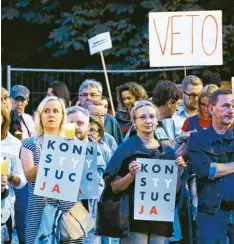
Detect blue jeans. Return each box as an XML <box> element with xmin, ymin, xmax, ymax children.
<box><xmin>85</xmin><ymin>228</ymin><xmax>119</xmax><ymax>244</ymax></box>
<box><xmin>120</xmin><ymin>232</ymin><xmax>169</xmax><ymax>244</ymax></box>
<box><xmin>14</xmin><ymin>185</ymin><xmax>29</xmax><ymax>244</ymax></box>
<box><xmin>196</xmin><ymin>210</ymin><xmax>234</xmax><ymax>244</ymax></box>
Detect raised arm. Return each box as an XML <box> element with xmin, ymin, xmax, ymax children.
<box><xmin>111</xmin><ymin>161</ymin><xmax>140</xmax><ymax>193</ymax></box>
<box><xmin>20</xmin><ymin>147</ymin><xmax>38</xmax><ymax>182</ymax></box>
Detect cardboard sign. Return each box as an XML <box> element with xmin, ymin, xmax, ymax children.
<box><xmin>34</xmin><ymin>135</ymin><xmax>87</xmax><ymax>202</ymax></box>
<box><xmin>88</xmin><ymin>32</ymin><xmax>112</xmax><ymax>55</ymax></box>
<box><xmin>149</xmin><ymin>11</ymin><xmax>223</xmax><ymax>67</ymax></box>
<box><xmin>79</xmin><ymin>142</ymin><xmax>98</xmax><ymax>199</ymax></box>
<box><xmin>134</xmin><ymin>158</ymin><xmax>178</xmax><ymax>222</ymax></box>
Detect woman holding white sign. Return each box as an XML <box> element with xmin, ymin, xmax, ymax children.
<box><xmin>20</xmin><ymin>96</ymin><xmax>85</xmax><ymax>244</ymax></box>
<box><xmin>99</xmin><ymin>100</ymin><xmax>186</xmax><ymax>244</ymax></box>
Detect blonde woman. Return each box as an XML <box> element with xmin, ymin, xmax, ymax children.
<box><xmin>20</xmin><ymin>96</ymin><xmax>84</xmax><ymax>244</ymax></box>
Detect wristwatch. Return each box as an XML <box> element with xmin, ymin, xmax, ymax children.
<box><xmin>8</xmin><ymin>173</ymin><xmax>14</xmax><ymax>182</ymax></box>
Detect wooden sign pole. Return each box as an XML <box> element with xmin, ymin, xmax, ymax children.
<box><xmin>100</xmin><ymin>51</ymin><xmax>115</xmax><ymax>116</ymax></box>
<box><xmin>184</xmin><ymin>66</ymin><xmax>187</xmax><ymax>77</ymax></box>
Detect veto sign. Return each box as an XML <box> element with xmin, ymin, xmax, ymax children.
<box><xmin>88</xmin><ymin>32</ymin><xmax>112</xmax><ymax>55</ymax></box>
<box><xmin>34</xmin><ymin>135</ymin><xmax>87</xmax><ymax>202</ymax></box>
<box><xmin>149</xmin><ymin>11</ymin><xmax>223</xmax><ymax>67</ymax></box>
<box><xmin>134</xmin><ymin>158</ymin><xmax>178</xmax><ymax>222</ymax></box>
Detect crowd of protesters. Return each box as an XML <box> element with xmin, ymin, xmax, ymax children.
<box><xmin>1</xmin><ymin>72</ymin><xmax>234</xmax><ymax>244</ymax></box>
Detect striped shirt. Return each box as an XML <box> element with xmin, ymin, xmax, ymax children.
<box><xmin>21</xmin><ymin>136</ymin><xmax>84</xmax><ymax>244</ymax></box>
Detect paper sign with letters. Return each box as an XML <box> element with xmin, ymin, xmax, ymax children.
<box><xmin>88</xmin><ymin>32</ymin><xmax>112</xmax><ymax>55</ymax></box>
<box><xmin>79</xmin><ymin>142</ymin><xmax>98</xmax><ymax>199</ymax></box>
<box><xmin>34</xmin><ymin>135</ymin><xmax>87</xmax><ymax>202</ymax></box>
<box><xmin>134</xmin><ymin>158</ymin><xmax>178</xmax><ymax>222</ymax></box>
<box><xmin>149</xmin><ymin>11</ymin><xmax>223</xmax><ymax>67</ymax></box>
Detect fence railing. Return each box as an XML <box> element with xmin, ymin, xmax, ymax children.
<box><xmin>6</xmin><ymin>65</ymin><xmax>204</xmax><ymax>113</ymax></box>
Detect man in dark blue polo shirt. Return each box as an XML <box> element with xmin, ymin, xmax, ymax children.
<box><xmin>188</xmin><ymin>88</ymin><xmax>234</xmax><ymax>243</ymax></box>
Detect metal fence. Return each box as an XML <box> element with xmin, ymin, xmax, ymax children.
<box><xmin>5</xmin><ymin>65</ymin><xmax>204</xmax><ymax>114</ymax></box>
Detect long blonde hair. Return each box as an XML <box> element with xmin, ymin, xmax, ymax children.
<box><xmin>34</xmin><ymin>96</ymin><xmax>67</xmax><ymax>136</ymax></box>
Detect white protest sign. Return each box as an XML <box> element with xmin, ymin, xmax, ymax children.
<box><xmin>232</xmin><ymin>77</ymin><xmax>234</xmax><ymax>94</ymax></box>
<box><xmin>34</xmin><ymin>135</ymin><xmax>87</xmax><ymax>202</ymax></box>
<box><xmin>149</xmin><ymin>11</ymin><xmax>223</xmax><ymax>67</ymax></box>
<box><xmin>134</xmin><ymin>158</ymin><xmax>178</xmax><ymax>222</ymax></box>
<box><xmin>79</xmin><ymin>142</ymin><xmax>98</xmax><ymax>199</ymax></box>
<box><xmin>88</xmin><ymin>32</ymin><xmax>112</xmax><ymax>55</ymax></box>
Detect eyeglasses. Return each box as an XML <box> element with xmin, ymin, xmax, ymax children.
<box><xmin>200</xmin><ymin>103</ymin><xmax>209</xmax><ymax>109</ymax></box>
<box><xmin>135</xmin><ymin>114</ymin><xmax>157</xmax><ymax>121</ymax></box>
<box><xmin>79</xmin><ymin>93</ymin><xmax>100</xmax><ymax>99</ymax></box>
<box><xmin>1</xmin><ymin>96</ymin><xmax>10</xmax><ymax>102</ymax></box>
<box><xmin>91</xmin><ymin>113</ymin><xmax>105</xmax><ymax>120</ymax></box>
<box><xmin>90</xmin><ymin>128</ymin><xmax>99</xmax><ymax>134</ymax></box>
<box><xmin>183</xmin><ymin>91</ymin><xmax>199</xmax><ymax>100</ymax></box>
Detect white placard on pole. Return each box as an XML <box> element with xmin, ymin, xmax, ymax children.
<box><xmin>88</xmin><ymin>32</ymin><xmax>112</xmax><ymax>55</ymax></box>
<box><xmin>149</xmin><ymin>11</ymin><xmax>223</xmax><ymax>67</ymax></box>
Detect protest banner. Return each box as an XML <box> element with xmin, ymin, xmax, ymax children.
<box><xmin>149</xmin><ymin>11</ymin><xmax>223</xmax><ymax>67</ymax></box>
<box><xmin>79</xmin><ymin>142</ymin><xmax>98</xmax><ymax>199</ymax></box>
<box><xmin>34</xmin><ymin>135</ymin><xmax>87</xmax><ymax>202</ymax></box>
<box><xmin>88</xmin><ymin>32</ymin><xmax>115</xmax><ymax>115</ymax></box>
<box><xmin>134</xmin><ymin>158</ymin><xmax>178</xmax><ymax>222</ymax></box>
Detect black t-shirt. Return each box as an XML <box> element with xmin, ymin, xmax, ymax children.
<box><xmin>117</xmin><ymin>146</ymin><xmax>174</xmax><ymax>237</ymax></box>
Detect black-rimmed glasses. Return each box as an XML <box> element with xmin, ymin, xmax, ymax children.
<box><xmin>183</xmin><ymin>90</ymin><xmax>199</xmax><ymax>100</ymax></box>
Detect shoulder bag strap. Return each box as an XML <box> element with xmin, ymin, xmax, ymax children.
<box><xmin>20</xmin><ymin>114</ymin><xmax>31</xmax><ymax>137</ymax></box>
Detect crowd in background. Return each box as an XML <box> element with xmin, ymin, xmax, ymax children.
<box><xmin>1</xmin><ymin>71</ymin><xmax>234</xmax><ymax>244</ymax></box>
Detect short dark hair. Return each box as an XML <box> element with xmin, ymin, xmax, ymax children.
<box><xmin>152</xmin><ymin>80</ymin><xmax>182</xmax><ymax>107</ymax></box>
<box><xmin>209</xmin><ymin>88</ymin><xmax>232</xmax><ymax>105</ymax></box>
<box><xmin>181</xmin><ymin>75</ymin><xmax>203</xmax><ymax>91</ymax></box>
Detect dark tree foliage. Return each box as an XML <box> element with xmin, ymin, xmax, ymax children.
<box><xmin>2</xmin><ymin>0</ymin><xmax>234</xmax><ymax>80</ymax></box>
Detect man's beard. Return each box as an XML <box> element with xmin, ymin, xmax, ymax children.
<box><xmin>185</xmin><ymin>102</ymin><xmax>198</xmax><ymax>111</ymax></box>
<box><xmin>76</xmin><ymin>132</ymin><xmax>87</xmax><ymax>140</ymax></box>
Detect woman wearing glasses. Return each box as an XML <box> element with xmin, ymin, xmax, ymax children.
<box><xmin>102</xmin><ymin>100</ymin><xmax>186</xmax><ymax>244</ymax></box>
<box><xmin>181</xmin><ymin>84</ymin><xmax>219</xmax><ymax>134</ymax></box>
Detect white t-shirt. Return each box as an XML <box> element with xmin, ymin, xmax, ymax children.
<box><xmin>20</xmin><ymin>113</ymin><xmax>35</xmax><ymax>139</ymax></box>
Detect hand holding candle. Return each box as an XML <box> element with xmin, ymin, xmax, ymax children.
<box><xmin>63</xmin><ymin>123</ymin><xmax>76</xmax><ymax>138</ymax></box>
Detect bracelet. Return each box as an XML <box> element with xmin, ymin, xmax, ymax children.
<box><xmin>8</xmin><ymin>173</ymin><xmax>14</xmax><ymax>182</ymax></box>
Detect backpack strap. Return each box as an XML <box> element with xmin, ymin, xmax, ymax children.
<box><xmin>20</xmin><ymin>114</ymin><xmax>31</xmax><ymax>137</ymax></box>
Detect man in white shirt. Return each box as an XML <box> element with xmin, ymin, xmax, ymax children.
<box><xmin>10</xmin><ymin>85</ymin><xmax>34</xmax><ymax>139</ymax></box>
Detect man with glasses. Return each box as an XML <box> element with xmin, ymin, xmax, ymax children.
<box><xmin>188</xmin><ymin>88</ymin><xmax>234</xmax><ymax>243</ymax></box>
<box><xmin>83</xmin><ymin>99</ymin><xmax>117</xmax><ymax>152</ymax></box>
<box><xmin>78</xmin><ymin>79</ymin><xmax>123</xmax><ymax>145</ymax></box>
<box><xmin>166</xmin><ymin>75</ymin><xmax>203</xmax><ymax>143</ymax></box>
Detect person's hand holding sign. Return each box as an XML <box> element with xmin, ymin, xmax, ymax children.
<box><xmin>176</xmin><ymin>156</ymin><xmax>186</xmax><ymax>192</ymax></box>
<box><xmin>129</xmin><ymin>161</ymin><xmax>141</xmax><ymax>177</ymax></box>
<box><xmin>176</xmin><ymin>156</ymin><xmax>186</xmax><ymax>171</ymax></box>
